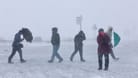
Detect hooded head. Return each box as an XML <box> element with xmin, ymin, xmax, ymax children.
<box><xmin>18</xmin><ymin>29</ymin><xmax>23</xmax><ymax>35</ymax></box>
<box><xmin>98</xmin><ymin>28</ymin><xmax>105</xmax><ymax>36</ymax></box>
<box><xmin>98</xmin><ymin>28</ymin><xmax>104</xmax><ymax>33</ymax></box>
<box><xmin>79</xmin><ymin>30</ymin><xmax>83</xmax><ymax>34</ymax></box>
<box><xmin>78</xmin><ymin>30</ymin><xmax>85</xmax><ymax>37</ymax></box>
<box><xmin>108</xmin><ymin>26</ymin><xmax>113</xmax><ymax>32</ymax></box>
<box><xmin>52</xmin><ymin>27</ymin><xmax>58</xmax><ymax>33</ymax></box>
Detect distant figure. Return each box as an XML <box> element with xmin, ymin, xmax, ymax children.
<box><xmin>70</xmin><ymin>30</ymin><xmax>86</xmax><ymax>62</ymax></box>
<box><xmin>48</xmin><ymin>27</ymin><xmax>63</xmax><ymax>63</ymax></box>
<box><xmin>8</xmin><ymin>29</ymin><xmax>26</xmax><ymax>64</ymax></box>
<box><xmin>106</xmin><ymin>27</ymin><xmax>119</xmax><ymax>61</ymax></box>
<box><xmin>97</xmin><ymin>28</ymin><xmax>111</xmax><ymax>71</ymax></box>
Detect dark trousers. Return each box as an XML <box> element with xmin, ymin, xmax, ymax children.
<box><xmin>50</xmin><ymin>45</ymin><xmax>63</xmax><ymax>61</ymax></box>
<box><xmin>98</xmin><ymin>53</ymin><xmax>109</xmax><ymax>69</ymax></box>
<box><xmin>70</xmin><ymin>44</ymin><xmax>84</xmax><ymax>60</ymax></box>
<box><xmin>8</xmin><ymin>47</ymin><xmax>24</xmax><ymax>62</ymax></box>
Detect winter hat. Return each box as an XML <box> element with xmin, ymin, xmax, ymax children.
<box><xmin>108</xmin><ymin>26</ymin><xmax>113</xmax><ymax>31</ymax></box>
<box><xmin>52</xmin><ymin>27</ymin><xmax>58</xmax><ymax>32</ymax></box>
<box><xmin>98</xmin><ymin>28</ymin><xmax>104</xmax><ymax>33</ymax></box>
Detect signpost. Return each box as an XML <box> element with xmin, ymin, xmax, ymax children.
<box><xmin>93</xmin><ymin>24</ymin><xmax>97</xmax><ymax>30</ymax></box>
<box><xmin>76</xmin><ymin>15</ymin><xmax>83</xmax><ymax>30</ymax></box>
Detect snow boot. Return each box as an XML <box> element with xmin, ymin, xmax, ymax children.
<box><xmin>48</xmin><ymin>60</ymin><xmax>53</xmax><ymax>63</ymax></box>
<box><xmin>21</xmin><ymin>59</ymin><xmax>26</xmax><ymax>63</ymax></box>
<box><xmin>59</xmin><ymin>59</ymin><xmax>63</xmax><ymax>63</ymax></box>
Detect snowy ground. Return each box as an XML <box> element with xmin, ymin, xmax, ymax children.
<box><xmin>0</xmin><ymin>40</ymin><xmax>138</xmax><ymax>78</ymax></box>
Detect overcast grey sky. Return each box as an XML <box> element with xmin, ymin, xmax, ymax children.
<box><xmin>0</xmin><ymin>0</ymin><xmax>138</xmax><ymax>41</ymax></box>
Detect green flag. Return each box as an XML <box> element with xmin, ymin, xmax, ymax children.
<box><xmin>114</xmin><ymin>32</ymin><xmax>121</xmax><ymax>47</ymax></box>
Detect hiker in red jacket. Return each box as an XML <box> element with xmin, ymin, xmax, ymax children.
<box><xmin>97</xmin><ymin>28</ymin><xmax>111</xmax><ymax>71</ymax></box>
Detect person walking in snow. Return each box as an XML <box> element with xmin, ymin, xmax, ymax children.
<box><xmin>106</xmin><ymin>27</ymin><xmax>119</xmax><ymax>61</ymax></box>
<box><xmin>8</xmin><ymin>29</ymin><xmax>26</xmax><ymax>64</ymax></box>
<box><xmin>70</xmin><ymin>30</ymin><xmax>86</xmax><ymax>62</ymax></box>
<box><xmin>48</xmin><ymin>27</ymin><xmax>63</xmax><ymax>63</ymax></box>
<box><xmin>97</xmin><ymin>28</ymin><xmax>111</xmax><ymax>71</ymax></box>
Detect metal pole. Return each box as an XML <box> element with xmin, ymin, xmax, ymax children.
<box><xmin>80</xmin><ymin>23</ymin><xmax>82</xmax><ymax>30</ymax></box>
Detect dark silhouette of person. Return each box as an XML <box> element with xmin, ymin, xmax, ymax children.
<box><xmin>8</xmin><ymin>29</ymin><xmax>26</xmax><ymax>64</ymax></box>
<box><xmin>97</xmin><ymin>28</ymin><xmax>111</xmax><ymax>71</ymax></box>
<box><xmin>48</xmin><ymin>27</ymin><xmax>63</xmax><ymax>63</ymax></box>
<box><xmin>106</xmin><ymin>27</ymin><xmax>119</xmax><ymax>61</ymax></box>
<box><xmin>70</xmin><ymin>30</ymin><xmax>86</xmax><ymax>62</ymax></box>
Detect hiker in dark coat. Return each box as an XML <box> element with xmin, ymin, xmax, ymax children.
<box><xmin>70</xmin><ymin>30</ymin><xmax>86</xmax><ymax>62</ymax></box>
<box><xmin>8</xmin><ymin>29</ymin><xmax>26</xmax><ymax>64</ymax></box>
<box><xmin>48</xmin><ymin>27</ymin><xmax>63</xmax><ymax>63</ymax></box>
<box><xmin>97</xmin><ymin>28</ymin><xmax>111</xmax><ymax>71</ymax></box>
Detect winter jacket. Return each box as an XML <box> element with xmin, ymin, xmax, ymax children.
<box><xmin>51</xmin><ymin>33</ymin><xmax>60</xmax><ymax>45</ymax></box>
<box><xmin>12</xmin><ymin>33</ymin><xmax>24</xmax><ymax>48</ymax></box>
<box><xmin>106</xmin><ymin>30</ymin><xmax>112</xmax><ymax>39</ymax></box>
<box><xmin>74</xmin><ymin>32</ymin><xmax>86</xmax><ymax>46</ymax></box>
<box><xmin>106</xmin><ymin>30</ymin><xmax>113</xmax><ymax>48</ymax></box>
<box><xmin>97</xmin><ymin>32</ymin><xmax>111</xmax><ymax>54</ymax></box>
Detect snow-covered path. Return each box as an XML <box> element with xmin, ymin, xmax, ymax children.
<box><xmin>0</xmin><ymin>41</ymin><xmax>138</xmax><ymax>78</ymax></box>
